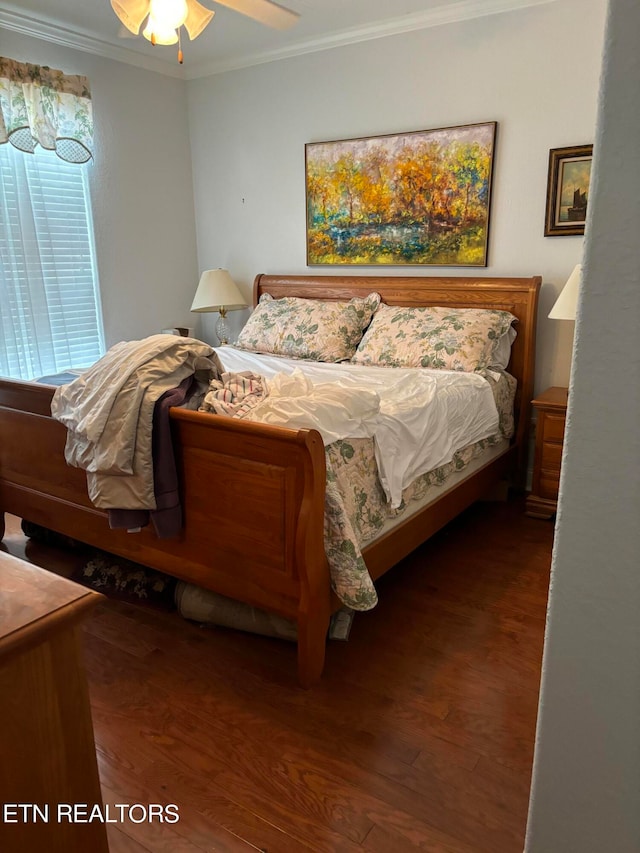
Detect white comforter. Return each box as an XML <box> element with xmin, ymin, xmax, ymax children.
<box><xmin>215</xmin><ymin>347</ymin><xmax>499</xmax><ymax>509</ymax></box>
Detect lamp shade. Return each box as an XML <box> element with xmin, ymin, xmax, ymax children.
<box><xmin>190</xmin><ymin>269</ymin><xmax>246</xmax><ymax>313</ymax></box>
<box><xmin>549</xmin><ymin>264</ymin><xmax>581</xmax><ymax>320</ymax></box>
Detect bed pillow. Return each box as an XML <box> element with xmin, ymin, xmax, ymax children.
<box><xmin>490</xmin><ymin>325</ymin><xmax>518</xmax><ymax>371</ymax></box>
<box><xmin>351</xmin><ymin>304</ymin><xmax>518</xmax><ymax>372</ymax></box>
<box><xmin>236</xmin><ymin>292</ymin><xmax>381</xmax><ymax>362</ymax></box>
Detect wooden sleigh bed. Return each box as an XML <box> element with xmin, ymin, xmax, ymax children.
<box><xmin>0</xmin><ymin>273</ymin><xmax>540</xmax><ymax>686</ymax></box>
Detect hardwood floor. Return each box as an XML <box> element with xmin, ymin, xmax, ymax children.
<box><xmin>1</xmin><ymin>498</ymin><xmax>552</xmax><ymax>853</ymax></box>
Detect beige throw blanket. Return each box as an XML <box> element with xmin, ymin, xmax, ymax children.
<box><xmin>51</xmin><ymin>335</ymin><xmax>219</xmax><ymax>510</ymax></box>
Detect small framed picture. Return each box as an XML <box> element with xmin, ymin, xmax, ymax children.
<box><xmin>544</xmin><ymin>144</ymin><xmax>593</xmax><ymax>236</ymax></box>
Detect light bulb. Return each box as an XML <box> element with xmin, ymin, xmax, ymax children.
<box><xmin>148</xmin><ymin>0</ymin><xmax>188</xmax><ymax>29</ymax></box>
<box><xmin>142</xmin><ymin>15</ymin><xmax>179</xmax><ymax>44</ymax></box>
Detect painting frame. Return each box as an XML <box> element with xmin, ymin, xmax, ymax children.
<box><xmin>544</xmin><ymin>144</ymin><xmax>593</xmax><ymax>236</ymax></box>
<box><xmin>305</xmin><ymin>121</ymin><xmax>497</xmax><ymax>268</ymax></box>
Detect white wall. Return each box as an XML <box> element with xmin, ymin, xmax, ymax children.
<box><xmin>187</xmin><ymin>0</ymin><xmax>606</xmax><ymax>390</ymax></box>
<box><xmin>2</xmin><ymin>1</ymin><xmax>607</xmax><ymax>379</ymax></box>
<box><xmin>0</xmin><ymin>30</ymin><xmax>199</xmax><ymax>348</ymax></box>
<box><xmin>526</xmin><ymin>0</ymin><xmax>640</xmax><ymax>848</ymax></box>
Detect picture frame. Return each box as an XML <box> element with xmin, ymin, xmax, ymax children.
<box><xmin>544</xmin><ymin>144</ymin><xmax>593</xmax><ymax>236</ymax></box>
<box><xmin>305</xmin><ymin>121</ymin><xmax>497</xmax><ymax>267</ymax></box>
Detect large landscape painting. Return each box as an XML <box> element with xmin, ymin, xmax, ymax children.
<box><xmin>305</xmin><ymin>121</ymin><xmax>496</xmax><ymax>267</ymax></box>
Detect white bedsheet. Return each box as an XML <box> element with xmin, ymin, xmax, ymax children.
<box><xmin>215</xmin><ymin>347</ymin><xmax>499</xmax><ymax>509</ymax></box>
<box><xmin>245</xmin><ymin>369</ymin><xmax>381</xmax><ymax>444</ymax></box>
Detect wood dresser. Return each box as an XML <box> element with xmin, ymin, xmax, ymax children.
<box><xmin>526</xmin><ymin>386</ymin><xmax>568</xmax><ymax>519</ymax></box>
<box><xmin>0</xmin><ymin>551</ymin><xmax>108</xmax><ymax>853</ymax></box>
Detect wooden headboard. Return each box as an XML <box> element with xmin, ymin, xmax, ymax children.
<box><xmin>253</xmin><ymin>273</ymin><xmax>541</xmax><ymax>484</ymax></box>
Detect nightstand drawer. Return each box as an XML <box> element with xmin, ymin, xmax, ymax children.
<box><xmin>543</xmin><ymin>413</ymin><xmax>565</xmax><ymax>443</ymax></box>
<box><xmin>538</xmin><ymin>471</ymin><xmax>560</xmax><ymax>500</ymax></box>
<box><xmin>541</xmin><ymin>441</ymin><xmax>563</xmax><ymax>472</ymax></box>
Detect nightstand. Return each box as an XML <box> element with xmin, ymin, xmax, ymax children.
<box><xmin>526</xmin><ymin>386</ymin><xmax>568</xmax><ymax>519</ymax></box>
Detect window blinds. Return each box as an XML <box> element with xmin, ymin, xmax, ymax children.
<box><xmin>0</xmin><ymin>143</ymin><xmax>104</xmax><ymax>381</ymax></box>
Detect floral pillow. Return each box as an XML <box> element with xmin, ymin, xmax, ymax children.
<box><xmin>351</xmin><ymin>304</ymin><xmax>518</xmax><ymax>372</ymax></box>
<box><xmin>236</xmin><ymin>292</ymin><xmax>381</xmax><ymax>362</ymax></box>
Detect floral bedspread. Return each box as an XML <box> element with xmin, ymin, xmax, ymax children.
<box><xmin>322</xmin><ymin>370</ymin><xmax>516</xmax><ymax>610</ymax></box>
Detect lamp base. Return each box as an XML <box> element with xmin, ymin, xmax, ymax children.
<box><xmin>215</xmin><ymin>308</ymin><xmax>231</xmax><ymax>345</ymax></box>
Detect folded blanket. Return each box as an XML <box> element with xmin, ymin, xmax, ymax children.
<box><xmin>200</xmin><ymin>371</ymin><xmax>268</xmax><ymax>418</ymax></box>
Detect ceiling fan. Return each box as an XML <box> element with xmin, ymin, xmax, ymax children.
<box><xmin>111</xmin><ymin>0</ymin><xmax>300</xmax><ymax>63</ymax></box>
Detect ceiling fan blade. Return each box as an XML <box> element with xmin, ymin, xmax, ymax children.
<box><xmin>213</xmin><ymin>0</ymin><xmax>299</xmax><ymax>30</ymax></box>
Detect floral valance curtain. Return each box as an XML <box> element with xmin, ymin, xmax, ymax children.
<box><xmin>0</xmin><ymin>57</ymin><xmax>93</xmax><ymax>164</ymax></box>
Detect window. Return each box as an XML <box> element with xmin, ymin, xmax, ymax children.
<box><xmin>0</xmin><ymin>143</ymin><xmax>104</xmax><ymax>381</ymax></box>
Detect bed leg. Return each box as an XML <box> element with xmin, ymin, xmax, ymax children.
<box><xmin>296</xmin><ymin>609</ymin><xmax>330</xmax><ymax>689</ymax></box>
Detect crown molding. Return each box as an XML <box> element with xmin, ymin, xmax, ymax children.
<box><xmin>0</xmin><ymin>6</ymin><xmax>185</xmax><ymax>79</ymax></box>
<box><xmin>185</xmin><ymin>0</ymin><xmax>559</xmax><ymax>78</ymax></box>
<box><xmin>0</xmin><ymin>0</ymin><xmax>560</xmax><ymax>81</ymax></box>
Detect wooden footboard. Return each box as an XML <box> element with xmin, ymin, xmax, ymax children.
<box><xmin>0</xmin><ymin>379</ymin><xmax>331</xmax><ymax>687</ymax></box>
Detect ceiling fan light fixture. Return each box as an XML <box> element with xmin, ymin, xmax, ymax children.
<box><xmin>148</xmin><ymin>0</ymin><xmax>189</xmax><ymax>29</ymax></box>
<box><xmin>111</xmin><ymin>0</ymin><xmax>151</xmax><ymax>34</ymax></box>
<box><xmin>142</xmin><ymin>15</ymin><xmax>179</xmax><ymax>43</ymax></box>
<box><xmin>183</xmin><ymin>0</ymin><xmax>215</xmax><ymax>40</ymax></box>
<box><xmin>110</xmin><ymin>0</ymin><xmax>298</xmax><ymax>63</ymax></box>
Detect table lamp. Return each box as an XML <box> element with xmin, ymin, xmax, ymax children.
<box><xmin>549</xmin><ymin>264</ymin><xmax>581</xmax><ymax>321</ymax></box>
<box><xmin>549</xmin><ymin>263</ymin><xmax>582</xmax><ymax>396</ymax></box>
<box><xmin>190</xmin><ymin>269</ymin><xmax>247</xmax><ymax>345</ymax></box>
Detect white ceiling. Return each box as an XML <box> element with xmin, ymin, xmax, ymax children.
<box><xmin>0</xmin><ymin>0</ymin><xmax>559</xmax><ymax>79</ymax></box>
